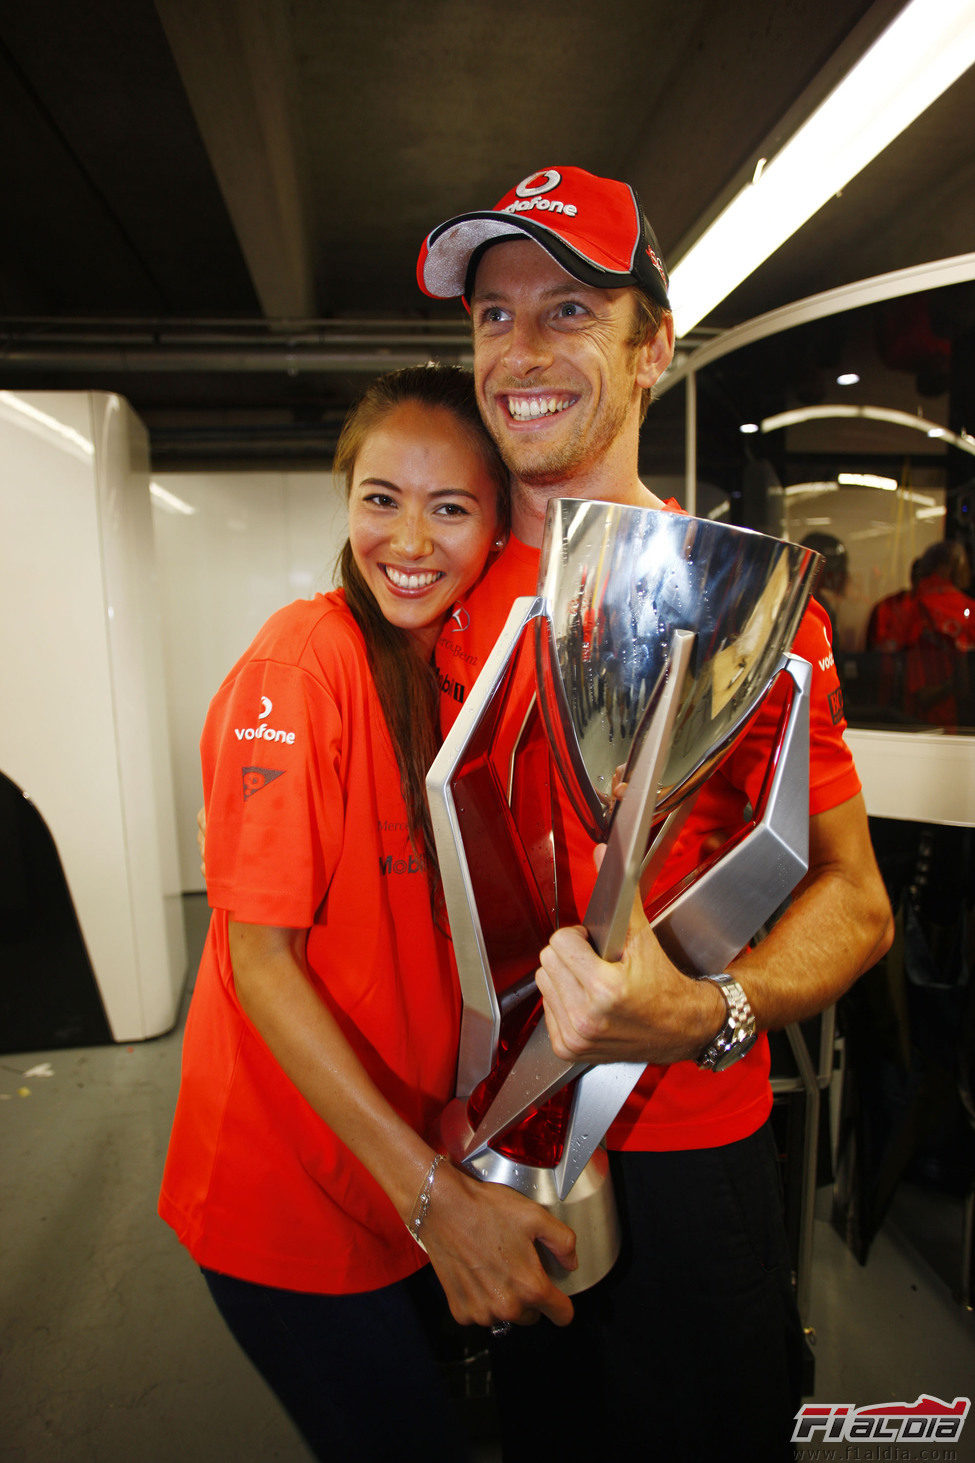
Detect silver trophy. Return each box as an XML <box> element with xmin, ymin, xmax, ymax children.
<box><xmin>428</xmin><ymin>501</ymin><xmax>820</xmax><ymax>1291</ymax></box>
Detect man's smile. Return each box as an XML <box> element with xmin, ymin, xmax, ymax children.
<box><xmin>502</xmin><ymin>393</ymin><xmax>576</xmax><ymax>422</ymax></box>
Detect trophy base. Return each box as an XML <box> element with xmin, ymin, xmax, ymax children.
<box><xmin>437</xmin><ymin>1097</ymin><xmax>621</xmax><ymax>1296</ymax></box>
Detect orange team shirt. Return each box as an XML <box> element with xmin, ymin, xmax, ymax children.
<box><xmin>915</xmin><ymin>573</ymin><xmax>975</xmax><ymax>649</ymax></box>
<box><xmin>434</xmin><ymin>511</ymin><xmax>861</xmax><ymax>1153</ymax></box>
<box><xmin>159</xmin><ymin>592</ymin><xmax>460</xmax><ymax>1293</ymax></box>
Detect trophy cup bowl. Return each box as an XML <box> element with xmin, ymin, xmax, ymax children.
<box><xmin>428</xmin><ymin>501</ymin><xmax>820</xmax><ymax>1293</ymax></box>
<box><xmin>536</xmin><ymin>500</ymin><xmax>817</xmax><ymax>840</ymax></box>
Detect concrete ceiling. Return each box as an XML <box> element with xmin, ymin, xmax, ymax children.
<box><xmin>0</xmin><ymin>0</ymin><xmax>972</xmax><ymax>471</ymax></box>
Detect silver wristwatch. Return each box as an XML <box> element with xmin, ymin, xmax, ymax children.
<box><xmin>696</xmin><ymin>973</ymin><xmax>757</xmax><ymax>1072</ymax></box>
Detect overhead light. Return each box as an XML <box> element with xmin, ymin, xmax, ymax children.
<box><xmin>0</xmin><ymin>389</ymin><xmax>94</xmax><ymax>460</ymax></box>
<box><xmin>760</xmin><ymin>404</ymin><xmax>975</xmax><ymax>456</ymax></box>
<box><xmin>836</xmin><ymin>372</ymin><xmax>860</xmax><ymax>387</ymax></box>
<box><xmin>780</xmin><ymin>482</ymin><xmax>839</xmax><ymax>499</ymax></box>
<box><xmin>845</xmin><ymin>525</ymin><xmax>907</xmax><ymax>544</ymax></box>
<box><xmin>150</xmin><ymin>482</ymin><xmax>197</xmax><ymax>516</ymax></box>
<box><xmin>837</xmin><ymin>472</ymin><xmax>898</xmax><ymax>491</ymax></box>
<box><xmin>739</xmin><ymin>421</ymin><xmax>760</xmax><ymax>434</ymax></box>
<box><xmin>666</xmin><ymin>0</ymin><xmax>975</xmax><ymax>335</ymax></box>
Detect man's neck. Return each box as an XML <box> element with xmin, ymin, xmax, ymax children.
<box><xmin>511</xmin><ymin>472</ymin><xmax>666</xmax><ymax>547</ymax></box>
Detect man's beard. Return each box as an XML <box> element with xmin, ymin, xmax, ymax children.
<box><xmin>490</xmin><ymin>389</ymin><xmax>633</xmax><ymax>489</ymax></box>
<box><xmin>500</xmin><ymin>435</ymin><xmax>584</xmax><ymax>488</ymax></box>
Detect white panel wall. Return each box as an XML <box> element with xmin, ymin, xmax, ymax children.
<box><xmin>150</xmin><ymin>467</ymin><xmax>974</xmax><ymax>885</ymax></box>
<box><xmin>150</xmin><ymin>469</ymin><xmax>348</xmax><ymax>890</ymax></box>
<box><xmin>0</xmin><ymin>391</ymin><xmax>186</xmax><ymax>1040</ymax></box>
<box><xmin>846</xmin><ymin>729</ymin><xmax>975</xmax><ymax>827</ymax></box>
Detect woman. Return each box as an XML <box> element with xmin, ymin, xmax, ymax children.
<box><xmin>159</xmin><ymin>366</ymin><xmax>576</xmax><ymax>1462</ymax></box>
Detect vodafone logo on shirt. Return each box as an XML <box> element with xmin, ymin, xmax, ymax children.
<box><xmin>234</xmin><ymin>696</ymin><xmax>297</xmax><ymax>745</ymax></box>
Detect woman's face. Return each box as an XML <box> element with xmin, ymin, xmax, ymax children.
<box><xmin>347</xmin><ymin>401</ymin><xmax>503</xmax><ymax>656</ymax></box>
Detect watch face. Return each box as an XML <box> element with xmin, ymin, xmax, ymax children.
<box><xmin>710</xmin><ymin>1031</ymin><xmax>757</xmax><ymax>1071</ymax></box>
<box><xmin>697</xmin><ymin>976</ymin><xmax>756</xmax><ymax>1070</ymax></box>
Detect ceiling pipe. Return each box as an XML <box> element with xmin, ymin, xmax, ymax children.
<box><xmin>0</xmin><ymin>346</ymin><xmax>472</xmax><ymax>374</ymax></box>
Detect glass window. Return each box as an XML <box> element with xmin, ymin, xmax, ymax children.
<box><xmin>686</xmin><ymin>282</ymin><xmax>975</xmax><ymax>732</ymax></box>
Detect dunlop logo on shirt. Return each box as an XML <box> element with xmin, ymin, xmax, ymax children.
<box><xmin>242</xmin><ymin>767</ymin><xmax>285</xmax><ymax>799</ymax></box>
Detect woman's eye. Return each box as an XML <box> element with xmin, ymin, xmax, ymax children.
<box><xmin>435</xmin><ymin>502</ymin><xmax>468</xmax><ymax>518</ymax></box>
<box><xmin>363</xmin><ymin>492</ymin><xmax>395</xmax><ymax>509</ymax></box>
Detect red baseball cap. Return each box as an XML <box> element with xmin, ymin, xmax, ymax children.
<box><xmin>417</xmin><ymin>166</ymin><xmax>670</xmax><ymax>312</ymax></box>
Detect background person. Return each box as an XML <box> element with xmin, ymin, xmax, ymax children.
<box><xmin>867</xmin><ymin>541</ymin><xmax>975</xmax><ymax>725</ymax></box>
<box><xmin>801</xmin><ymin>530</ymin><xmax>849</xmax><ymax>645</ymax></box>
<box><xmin>160</xmin><ymin>365</ymin><xmax>577</xmax><ymax>1463</ymax></box>
<box><xmin>418</xmin><ymin>167</ymin><xmax>893</xmax><ymax>1462</ymax></box>
<box><xmin>907</xmin><ymin>539</ymin><xmax>975</xmax><ymax>725</ymax></box>
<box><xmin>865</xmin><ymin>556</ymin><xmax>922</xmax><ymax>718</ymax></box>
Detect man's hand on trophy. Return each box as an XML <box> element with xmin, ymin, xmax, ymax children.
<box><xmin>418</xmin><ymin>1161</ymin><xmax>578</xmax><ymax>1329</ymax></box>
<box><xmin>535</xmin><ymin>851</ymin><xmax>726</xmax><ymax>1067</ymax></box>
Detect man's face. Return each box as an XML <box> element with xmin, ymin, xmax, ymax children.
<box><xmin>469</xmin><ymin>238</ymin><xmax>659</xmax><ymax>488</ymax></box>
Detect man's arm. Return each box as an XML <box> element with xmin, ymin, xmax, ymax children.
<box><xmin>535</xmin><ymin>791</ymin><xmax>894</xmax><ymax>1066</ymax></box>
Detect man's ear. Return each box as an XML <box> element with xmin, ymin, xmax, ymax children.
<box><xmin>635</xmin><ymin>313</ymin><xmax>675</xmax><ymax>391</ymax></box>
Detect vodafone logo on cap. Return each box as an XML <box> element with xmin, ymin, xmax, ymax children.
<box><xmin>515</xmin><ymin>170</ymin><xmax>562</xmax><ymax>198</ymax></box>
<box><xmin>505</xmin><ymin>169</ymin><xmax>577</xmax><ymax>219</ymax></box>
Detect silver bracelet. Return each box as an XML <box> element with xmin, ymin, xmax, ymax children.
<box><xmin>406</xmin><ymin>1153</ymin><xmax>446</xmax><ymax>1246</ymax></box>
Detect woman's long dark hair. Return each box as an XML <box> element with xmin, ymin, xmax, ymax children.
<box><xmin>334</xmin><ymin>364</ymin><xmax>508</xmax><ymax>903</ymax></box>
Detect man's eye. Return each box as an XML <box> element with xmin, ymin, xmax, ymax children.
<box><xmin>557</xmin><ymin>301</ymin><xmax>587</xmax><ymax>319</ymax></box>
<box><xmin>477</xmin><ymin>306</ymin><xmax>508</xmax><ymax>326</ymax></box>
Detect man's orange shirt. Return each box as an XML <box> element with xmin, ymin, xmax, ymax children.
<box><xmin>436</xmin><ymin>518</ymin><xmax>860</xmax><ymax>1152</ymax></box>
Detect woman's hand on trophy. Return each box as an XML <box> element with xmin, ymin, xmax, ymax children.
<box><xmin>418</xmin><ymin>1161</ymin><xmax>578</xmax><ymax>1330</ymax></box>
<box><xmin>609</xmin><ymin>763</ymin><xmax>629</xmax><ymax>806</ymax></box>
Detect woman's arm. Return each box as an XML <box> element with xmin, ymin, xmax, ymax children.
<box><xmin>229</xmin><ymin>919</ymin><xmax>578</xmax><ymax>1328</ymax></box>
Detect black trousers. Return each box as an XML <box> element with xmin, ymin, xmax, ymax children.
<box><xmin>489</xmin><ymin>1123</ymin><xmax>803</xmax><ymax>1463</ymax></box>
<box><xmin>202</xmin><ymin>1263</ymin><xmax>468</xmax><ymax>1463</ymax></box>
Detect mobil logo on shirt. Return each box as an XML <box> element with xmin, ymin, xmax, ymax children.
<box><xmin>234</xmin><ymin>695</ymin><xmax>296</xmax><ymax>745</ymax></box>
<box><xmin>379</xmin><ymin>850</ymin><xmax>430</xmax><ymax>877</ymax></box>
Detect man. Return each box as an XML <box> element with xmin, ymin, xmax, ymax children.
<box><xmin>906</xmin><ymin>539</ymin><xmax>975</xmax><ymax>725</ymax></box>
<box><xmin>867</xmin><ymin>541</ymin><xmax>974</xmax><ymax>725</ymax></box>
<box><xmin>801</xmin><ymin>530</ymin><xmax>848</xmax><ymax>645</ymax></box>
<box><xmin>417</xmin><ymin>166</ymin><xmax>893</xmax><ymax>1461</ymax></box>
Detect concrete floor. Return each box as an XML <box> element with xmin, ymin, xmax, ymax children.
<box><xmin>2</xmin><ymin>894</ymin><xmax>974</xmax><ymax>1462</ymax></box>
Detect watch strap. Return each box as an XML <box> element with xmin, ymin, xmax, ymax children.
<box><xmin>696</xmin><ymin>973</ymin><xmax>757</xmax><ymax>1072</ymax></box>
